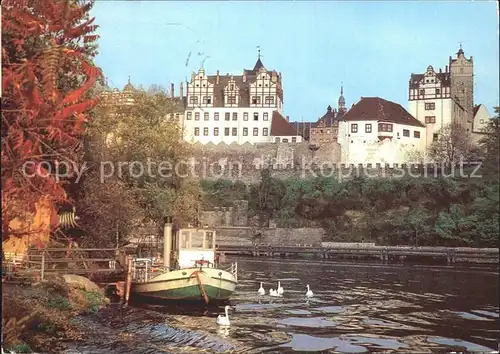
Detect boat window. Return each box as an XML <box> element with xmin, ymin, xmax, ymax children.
<box><xmin>204</xmin><ymin>232</ymin><xmax>214</xmax><ymax>249</ymax></box>
<box><xmin>180</xmin><ymin>231</ymin><xmax>189</xmax><ymax>248</ymax></box>
<box><xmin>191</xmin><ymin>231</ymin><xmax>204</xmax><ymax>248</ymax></box>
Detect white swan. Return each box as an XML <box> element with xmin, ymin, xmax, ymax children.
<box><xmin>269</xmin><ymin>288</ymin><xmax>279</xmax><ymax>297</ymax></box>
<box><xmin>216</xmin><ymin>305</ymin><xmax>231</xmax><ymax>326</ymax></box>
<box><xmin>277</xmin><ymin>281</ymin><xmax>284</xmax><ymax>295</ymax></box>
<box><xmin>306</xmin><ymin>284</ymin><xmax>313</xmax><ymax>298</ymax></box>
<box><xmin>258</xmin><ymin>282</ymin><xmax>265</xmax><ymax>295</ymax></box>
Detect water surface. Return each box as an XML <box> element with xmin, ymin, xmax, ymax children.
<box><xmin>70</xmin><ymin>258</ymin><xmax>499</xmax><ymax>353</ymax></box>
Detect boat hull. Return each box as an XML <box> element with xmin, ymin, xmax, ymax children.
<box><xmin>131</xmin><ymin>267</ymin><xmax>237</xmax><ymax>302</ymax></box>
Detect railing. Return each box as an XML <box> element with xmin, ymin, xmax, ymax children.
<box><xmin>225</xmin><ymin>262</ymin><xmax>238</xmax><ymax>282</ymax></box>
<box><xmin>2</xmin><ymin>254</ymin><xmax>45</xmax><ymax>282</ymax></box>
<box><xmin>217</xmin><ymin>244</ymin><xmax>499</xmax><ymax>264</ymax></box>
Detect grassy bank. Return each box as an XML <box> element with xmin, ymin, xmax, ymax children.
<box><xmin>2</xmin><ymin>275</ymin><xmax>109</xmax><ymax>353</ymax></box>
<box><xmin>201</xmin><ymin>173</ymin><xmax>499</xmax><ymax>248</ymax></box>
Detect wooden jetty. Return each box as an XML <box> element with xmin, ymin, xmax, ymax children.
<box><xmin>216</xmin><ymin>244</ymin><xmax>499</xmax><ymax>264</ymax></box>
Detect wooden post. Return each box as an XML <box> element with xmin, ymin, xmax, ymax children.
<box><xmin>41</xmin><ymin>253</ymin><xmax>45</xmax><ymax>281</ymax></box>
<box><xmin>124</xmin><ymin>255</ymin><xmax>133</xmax><ymax>307</ymax></box>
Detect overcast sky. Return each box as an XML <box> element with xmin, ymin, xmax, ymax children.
<box><xmin>92</xmin><ymin>1</ymin><xmax>499</xmax><ymax>122</ymax></box>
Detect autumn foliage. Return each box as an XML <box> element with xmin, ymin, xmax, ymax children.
<box><xmin>1</xmin><ymin>0</ymin><xmax>103</xmax><ymax>239</ymax></box>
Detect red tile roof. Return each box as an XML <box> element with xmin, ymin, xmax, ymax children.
<box><xmin>270</xmin><ymin>111</ymin><xmax>298</xmax><ymax>136</ymax></box>
<box><xmin>343</xmin><ymin>97</ymin><xmax>425</xmax><ymax>128</ymax></box>
<box><xmin>473</xmin><ymin>104</ymin><xmax>480</xmax><ymax>117</ymax></box>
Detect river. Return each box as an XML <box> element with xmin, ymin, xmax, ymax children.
<box><xmin>68</xmin><ymin>258</ymin><xmax>499</xmax><ymax>353</ymax></box>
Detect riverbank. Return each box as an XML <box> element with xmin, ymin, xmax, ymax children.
<box><xmin>2</xmin><ymin>274</ymin><xmax>109</xmax><ymax>353</ymax></box>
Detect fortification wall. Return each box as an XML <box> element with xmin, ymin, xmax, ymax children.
<box><xmin>185</xmin><ymin>141</ymin><xmax>480</xmax><ymax>184</ymax></box>
<box><xmin>215</xmin><ymin>227</ymin><xmax>324</xmax><ymax>247</ymax></box>
<box><xmin>187</xmin><ymin>141</ymin><xmax>341</xmax><ymax>183</ymax></box>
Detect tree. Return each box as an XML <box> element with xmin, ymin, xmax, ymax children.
<box><xmin>478</xmin><ymin>106</ymin><xmax>500</xmax><ymax>172</ymax></box>
<box><xmin>428</xmin><ymin>123</ymin><xmax>471</xmax><ymax>166</ymax></box>
<box><xmin>1</xmin><ymin>0</ymin><xmax>102</xmax><ymax>240</ymax></box>
<box><xmin>76</xmin><ymin>86</ymin><xmax>202</xmax><ymax>244</ymax></box>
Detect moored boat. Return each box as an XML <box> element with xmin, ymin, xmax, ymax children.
<box><xmin>130</xmin><ymin>218</ymin><xmax>238</xmax><ymax>303</ymax></box>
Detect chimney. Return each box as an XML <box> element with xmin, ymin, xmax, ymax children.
<box><xmin>243</xmin><ymin>74</ymin><xmax>247</xmax><ymax>83</ymax></box>
<box><xmin>216</xmin><ymin>70</ymin><xmax>219</xmax><ymax>84</ymax></box>
<box><xmin>170</xmin><ymin>83</ymin><xmax>174</xmax><ymax>98</ymax></box>
<box><xmin>445</xmin><ymin>65</ymin><xmax>448</xmax><ymax>73</ymax></box>
<box><xmin>180</xmin><ymin>82</ymin><xmax>183</xmax><ymax>98</ymax></box>
<box><xmin>439</xmin><ymin>68</ymin><xmax>442</xmax><ymax>73</ymax></box>
<box><xmin>286</xmin><ymin>115</ymin><xmax>289</xmax><ymax>122</ymax></box>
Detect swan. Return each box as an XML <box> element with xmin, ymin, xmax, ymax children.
<box><xmin>269</xmin><ymin>288</ymin><xmax>279</xmax><ymax>297</ymax></box>
<box><xmin>306</xmin><ymin>284</ymin><xmax>313</xmax><ymax>298</ymax></box>
<box><xmin>216</xmin><ymin>305</ymin><xmax>231</xmax><ymax>326</ymax></box>
<box><xmin>258</xmin><ymin>282</ymin><xmax>265</xmax><ymax>295</ymax></box>
<box><xmin>277</xmin><ymin>281</ymin><xmax>284</xmax><ymax>295</ymax></box>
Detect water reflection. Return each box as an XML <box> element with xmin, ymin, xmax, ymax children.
<box><xmin>70</xmin><ymin>258</ymin><xmax>498</xmax><ymax>353</ymax></box>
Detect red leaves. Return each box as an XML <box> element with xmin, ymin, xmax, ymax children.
<box><xmin>2</xmin><ymin>0</ymin><xmax>102</xmax><ymax>239</ymax></box>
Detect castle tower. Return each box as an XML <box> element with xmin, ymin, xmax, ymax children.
<box><xmin>449</xmin><ymin>45</ymin><xmax>474</xmax><ymax>124</ymax></box>
<box><xmin>338</xmin><ymin>84</ymin><xmax>346</xmax><ymax>113</ymax></box>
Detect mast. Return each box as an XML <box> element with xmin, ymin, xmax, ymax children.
<box><xmin>163</xmin><ymin>216</ymin><xmax>172</xmax><ymax>269</ymax></box>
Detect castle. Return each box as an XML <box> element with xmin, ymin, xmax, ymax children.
<box><xmin>101</xmin><ymin>46</ymin><xmax>493</xmax><ymax>171</ymax></box>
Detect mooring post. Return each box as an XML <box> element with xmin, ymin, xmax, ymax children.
<box><xmin>124</xmin><ymin>255</ymin><xmax>133</xmax><ymax>307</ymax></box>
<box><xmin>41</xmin><ymin>253</ymin><xmax>45</xmax><ymax>281</ymax></box>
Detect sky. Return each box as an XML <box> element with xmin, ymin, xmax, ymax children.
<box><xmin>91</xmin><ymin>1</ymin><xmax>499</xmax><ymax>122</ymax></box>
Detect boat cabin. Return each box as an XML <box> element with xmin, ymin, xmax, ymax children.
<box><xmin>175</xmin><ymin>228</ymin><xmax>216</xmax><ymax>269</ymax></box>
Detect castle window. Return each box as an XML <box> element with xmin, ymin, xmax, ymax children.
<box><xmin>282</xmin><ymin>138</ymin><xmax>289</xmax><ymax>143</ymax></box>
<box><xmin>436</xmin><ymin>88</ymin><xmax>441</xmax><ymax>95</ymax></box>
<box><xmin>204</xmin><ymin>112</ymin><xmax>209</xmax><ymax>120</ymax></box>
<box><xmin>365</xmin><ymin>124</ymin><xmax>372</xmax><ymax>133</ymax></box>
<box><xmin>195</xmin><ymin>112</ymin><xmax>200</xmax><ymax>120</ymax></box>
<box><xmin>232</xmin><ymin>112</ymin><xmax>238</xmax><ymax>120</ymax></box>
<box><xmin>425</xmin><ymin>103</ymin><xmax>435</xmax><ymax>110</ymax></box>
<box><xmin>253</xmin><ymin>128</ymin><xmax>258</xmax><ymax>136</ymax></box>
<box><xmin>292</xmin><ymin>137</ymin><xmax>297</xmax><ymax>143</ymax></box>
<box><xmin>214</xmin><ymin>127</ymin><xmax>219</xmax><ymax>136</ymax></box>
<box><xmin>232</xmin><ymin>128</ymin><xmax>237</xmax><ymax>136</ymax></box>
<box><xmin>225</xmin><ymin>113</ymin><xmax>230</xmax><ymax>121</ymax></box>
<box><xmin>175</xmin><ymin>113</ymin><xmax>180</xmax><ymax>120</ymax></box>
<box><xmin>275</xmin><ymin>137</ymin><xmax>280</xmax><ymax>143</ymax></box>
<box><xmin>194</xmin><ymin>128</ymin><xmax>200</xmax><ymax>136</ymax></box>
<box><xmin>243</xmin><ymin>112</ymin><xmax>249</xmax><ymax>121</ymax></box>
<box><xmin>378</xmin><ymin>123</ymin><xmax>393</xmax><ymax>132</ymax></box>
<box><xmin>403</xmin><ymin>129</ymin><xmax>410</xmax><ymax>137</ymax></box>
<box><xmin>263</xmin><ymin>113</ymin><xmax>268</xmax><ymax>121</ymax></box>
<box><xmin>254</xmin><ymin>113</ymin><xmax>259</xmax><ymax>121</ymax></box>
<box><xmin>214</xmin><ymin>112</ymin><xmax>219</xmax><ymax>121</ymax></box>
<box><xmin>203</xmin><ymin>127</ymin><xmax>209</xmax><ymax>136</ymax></box>
<box><xmin>419</xmin><ymin>89</ymin><xmax>425</xmax><ymax>95</ymax></box>
<box><xmin>265</xmin><ymin>96</ymin><xmax>274</xmax><ymax>104</ymax></box>
<box><xmin>224</xmin><ymin>128</ymin><xmax>230</xmax><ymax>136</ymax></box>
<box><xmin>243</xmin><ymin>128</ymin><xmax>248</xmax><ymax>136</ymax></box>
<box><xmin>203</xmin><ymin>96</ymin><xmax>211</xmax><ymax>104</ymax></box>
<box><xmin>351</xmin><ymin>124</ymin><xmax>358</xmax><ymax>133</ymax></box>
<box><xmin>227</xmin><ymin>96</ymin><xmax>236</xmax><ymax>104</ymax></box>
<box><xmin>190</xmin><ymin>96</ymin><xmax>199</xmax><ymax>104</ymax></box>
<box><xmin>414</xmin><ymin>131</ymin><xmax>420</xmax><ymax>138</ymax></box>
<box><xmin>425</xmin><ymin>116</ymin><xmax>436</xmax><ymax>124</ymax></box>
<box><xmin>230</xmin><ymin>84</ymin><xmax>234</xmax><ymax>90</ymax></box>
<box><xmin>187</xmin><ymin>112</ymin><xmax>192</xmax><ymax>120</ymax></box>
<box><xmin>433</xmin><ymin>133</ymin><xmax>438</xmax><ymax>141</ymax></box>
<box><xmin>263</xmin><ymin>128</ymin><xmax>269</xmax><ymax>136</ymax></box>
<box><xmin>252</xmin><ymin>96</ymin><xmax>261</xmax><ymax>104</ymax></box>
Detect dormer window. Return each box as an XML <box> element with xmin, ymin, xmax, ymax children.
<box><xmin>230</xmin><ymin>84</ymin><xmax>234</xmax><ymax>90</ymax></box>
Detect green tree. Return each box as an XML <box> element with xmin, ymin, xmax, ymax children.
<box><xmin>76</xmin><ymin>86</ymin><xmax>201</xmax><ymax>245</ymax></box>
<box><xmin>478</xmin><ymin>106</ymin><xmax>500</xmax><ymax>172</ymax></box>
